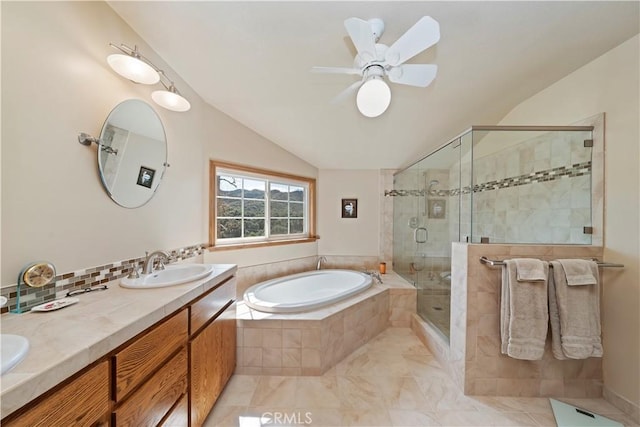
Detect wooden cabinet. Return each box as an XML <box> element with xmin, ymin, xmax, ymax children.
<box><xmin>113</xmin><ymin>348</ymin><xmax>187</xmax><ymax>427</ymax></box>
<box><xmin>159</xmin><ymin>393</ymin><xmax>188</xmax><ymax>427</ymax></box>
<box><xmin>112</xmin><ymin>309</ymin><xmax>188</xmax><ymax>426</ymax></box>
<box><xmin>2</xmin><ymin>360</ymin><xmax>110</xmax><ymax>427</ymax></box>
<box><xmin>2</xmin><ymin>275</ymin><xmax>236</xmax><ymax>427</ymax></box>
<box><xmin>190</xmin><ymin>278</ymin><xmax>236</xmax><ymax>427</ymax></box>
<box><xmin>114</xmin><ymin>310</ymin><xmax>188</xmax><ymax>402</ymax></box>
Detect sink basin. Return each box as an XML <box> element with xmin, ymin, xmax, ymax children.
<box><xmin>120</xmin><ymin>264</ymin><xmax>215</xmax><ymax>289</ymax></box>
<box><xmin>1</xmin><ymin>334</ymin><xmax>30</xmax><ymax>375</ymax></box>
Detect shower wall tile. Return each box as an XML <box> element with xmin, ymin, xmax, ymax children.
<box><xmin>469</xmin><ymin>118</ymin><xmax>604</xmax><ymax>245</ymax></box>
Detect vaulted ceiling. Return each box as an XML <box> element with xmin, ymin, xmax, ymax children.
<box><xmin>109</xmin><ymin>1</ymin><xmax>639</xmax><ymax>170</ymax></box>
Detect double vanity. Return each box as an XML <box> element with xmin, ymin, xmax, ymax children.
<box><xmin>0</xmin><ymin>263</ymin><xmax>237</xmax><ymax>426</ymax></box>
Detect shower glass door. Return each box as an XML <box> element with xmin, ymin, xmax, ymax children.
<box><xmin>392</xmin><ymin>135</ymin><xmax>471</xmax><ymax>341</ymax></box>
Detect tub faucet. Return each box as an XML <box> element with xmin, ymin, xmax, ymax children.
<box><xmin>364</xmin><ymin>271</ymin><xmax>383</xmax><ymax>284</ymax></box>
<box><xmin>316</xmin><ymin>256</ymin><xmax>327</xmax><ymax>270</ymax></box>
<box><xmin>143</xmin><ymin>250</ymin><xmax>170</xmax><ymax>274</ymax></box>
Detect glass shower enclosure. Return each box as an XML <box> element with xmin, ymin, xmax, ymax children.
<box><xmin>391</xmin><ymin>126</ymin><xmax>594</xmax><ymax>341</ymax></box>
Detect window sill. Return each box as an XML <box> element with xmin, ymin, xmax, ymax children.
<box><xmin>208</xmin><ymin>236</ymin><xmax>319</xmax><ymax>252</ymax></box>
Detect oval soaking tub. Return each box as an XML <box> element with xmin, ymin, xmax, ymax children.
<box><xmin>243</xmin><ymin>269</ymin><xmax>373</xmax><ymax>313</ymax></box>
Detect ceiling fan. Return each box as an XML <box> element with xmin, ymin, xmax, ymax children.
<box><xmin>312</xmin><ymin>16</ymin><xmax>440</xmax><ymax>117</ymax></box>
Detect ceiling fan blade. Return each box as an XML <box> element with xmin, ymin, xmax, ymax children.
<box><xmin>388</xmin><ymin>64</ymin><xmax>438</xmax><ymax>87</ymax></box>
<box><xmin>311</xmin><ymin>66</ymin><xmax>361</xmax><ymax>76</ymax></box>
<box><xmin>344</xmin><ymin>17</ymin><xmax>377</xmax><ymax>62</ymax></box>
<box><xmin>331</xmin><ymin>80</ymin><xmax>363</xmax><ymax>104</ymax></box>
<box><xmin>385</xmin><ymin>16</ymin><xmax>440</xmax><ymax>66</ymax></box>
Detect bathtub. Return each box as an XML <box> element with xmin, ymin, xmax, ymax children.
<box><xmin>243</xmin><ymin>269</ymin><xmax>373</xmax><ymax>313</ymax></box>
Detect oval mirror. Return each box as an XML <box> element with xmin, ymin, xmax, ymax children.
<box><xmin>97</xmin><ymin>99</ymin><xmax>167</xmax><ymax>208</ymax></box>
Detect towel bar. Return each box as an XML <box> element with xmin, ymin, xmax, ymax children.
<box><xmin>479</xmin><ymin>256</ymin><xmax>624</xmax><ymax>268</ymax></box>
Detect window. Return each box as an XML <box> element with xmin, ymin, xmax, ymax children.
<box><xmin>210</xmin><ymin>161</ymin><xmax>316</xmax><ymax>249</ymax></box>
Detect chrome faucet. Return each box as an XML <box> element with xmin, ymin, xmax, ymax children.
<box><xmin>316</xmin><ymin>256</ymin><xmax>327</xmax><ymax>270</ymax></box>
<box><xmin>364</xmin><ymin>271</ymin><xmax>383</xmax><ymax>284</ymax></box>
<box><xmin>142</xmin><ymin>250</ymin><xmax>170</xmax><ymax>274</ymax></box>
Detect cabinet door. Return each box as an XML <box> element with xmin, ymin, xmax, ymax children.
<box><xmin>114</xmin><ymin>348</ymin><xmax>187</xmax><ymax>427</ymax></box>
<box><xmin>190</xmin><ymin>317</ymin><xmax>222</xmax><ymax>427</ymax></box>
<box><xmin>190</xmin><ymin>303</ymin><xmax>236</xmax><ymax>427</ymax></box>
<box><xmin>3</xmin><ymin>361</ymin><xmax>110</xmax><ymax>427</ymax></box>
<box><xmin>220</xmin><ymin>303</ymin><xmax>237</xmax><ymax>383</ymax></box>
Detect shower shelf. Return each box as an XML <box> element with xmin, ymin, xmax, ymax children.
<box><xmin>479</xmin><ymin>256</ymin><xmax>624</xmax><ymax>268</ymax></box>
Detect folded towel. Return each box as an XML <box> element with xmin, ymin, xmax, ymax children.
<box><xmin>557</xmin><ymin>259</ymin><xmax>597</xmax><ymax>286</ymax></box>
<box><xmin>549</xmin><ymin>260</ymin><xmax>603</xmax><ymax>359</ymax></box>
<box><xmin>514</xmin><ymin>258</ymin><xmax>547</xmax><ymax>282</ymax></box>
<box><xmin>500</xmin><ymin>259</ymin><xmax>549</xmax><ymax>360</ymax></box>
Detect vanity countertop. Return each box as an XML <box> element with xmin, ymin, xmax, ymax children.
<box><xmin>0</xmin><ymin>263</ymin><xmax>237</xmax><ymax>418</ymax></box>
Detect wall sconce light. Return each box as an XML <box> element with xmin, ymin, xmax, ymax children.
<box><xmin>107</xmin><ymin>43</ymin><xmax>191</xmax><ymax>112</ymax></box>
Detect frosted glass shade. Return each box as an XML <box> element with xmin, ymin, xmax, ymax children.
<box><xmin>151</xmin><ymin>90</ymin><xmax>191</xmax><ymax>112</ymax></box>
<box><xmin>356</xmin><ymin>78</ymin><xmax>391</xmax><ymax>118</ymax></box>
<box><xmin>107</xmin><ymin>54</ymin><xmax>159</xmax><ymax>85</ymax></box>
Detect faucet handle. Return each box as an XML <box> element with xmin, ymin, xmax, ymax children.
<box><xmin>127</xmin><ymin>268</ymin><xmax>140</xmax><ymax>279</ymax></box>
<box><xmin>363</xmin><ymin>270</ymin><xmax>383</xmax><ymax>284</ymax></box>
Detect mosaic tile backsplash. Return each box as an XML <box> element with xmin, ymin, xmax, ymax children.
<box><xmin>0</xmin><ymin>243</ymin><xmax>207</xmax><ymax>313</ymax></box>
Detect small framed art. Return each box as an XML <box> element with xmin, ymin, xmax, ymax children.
<box><xmin>136</xmin><ymin>166</ymin><xmax>155</xmax><ymax>189</ymax></box>
<box><xmin>341</xmin><ymin>198</ymin><xmax>358</xmax><ymax>218</ymax></box>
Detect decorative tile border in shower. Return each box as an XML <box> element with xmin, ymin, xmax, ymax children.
<box><xmin>384</xmin><ymin>161</ymin><xmax>591</xmax><ymax>197</ymax></box>
<box><xmin>0</xmin><ymin>243</ymin><xmax>208</xmax><ymax>313</ymax></box>
<box><xmin>472</xmin><ymin>161</ymin><xmax>591</xmax><ymax>193</ymax></box>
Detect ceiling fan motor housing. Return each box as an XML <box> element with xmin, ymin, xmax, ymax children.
<box><xmin>367</xmin><ymin>18</ymin><xmax>385</xmax><ymax>41</ymax></box>
<box><xmin>354</xmin><ymin>44</ymin><xmax>389</xmax><ymax>69</ymax></box>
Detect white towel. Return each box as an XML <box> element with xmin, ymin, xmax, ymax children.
<box><xmin>549</xmin><ymin>260</ymin><xmax>603</xmax><ymax>359</ymax></box>
<box><xmin>557</xmin><ymin>259</ymin><xmax>597</xmax><ymax>285</ymax></box>
<box><xmin>500</xmin><ymin>259</ymin><xmax>549</xmax><ymax>360</ymax></box>
<box><xmin>514</xmin><ymin>258</ymin><xmax>547</xmax><ymax>282</ymax></box>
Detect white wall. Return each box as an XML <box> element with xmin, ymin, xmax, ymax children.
<box><xmin>1</xmin><ymin>1</ymin><xmax>317</xmax><ymax>285</ymax></box>
<box><xmin>497</xmin><ymin>35</ymin><xmax>640</xmax><ymax>412</ymax></box>
<box><xmin>317</xmin><ymin>170</ymin><xmax>380</xmax><ymax>257</ymax></box>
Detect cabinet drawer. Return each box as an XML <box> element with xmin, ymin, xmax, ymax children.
<box><xmin>115</xmin><ymin>309</ymin><xmax>188</xmax><ymax>401</ymax></box>
<box><xmin>114</xmin><ymin>348</ymin><xmax>187</xmax><ymax>427</ymax></box>
<box><xmin>3</xmin><ymin>360</ymin><xmax>110</xmax><ymax>427</ymax></box>
<box><xmin>190</xmin><ymin>277</ymin><xmax>235</xmax><ymax>335</ymax></box>
<box><xmin>159</xmin><ymin>392</ymin><xmax>188</xmax><ymax>427</ymax></box>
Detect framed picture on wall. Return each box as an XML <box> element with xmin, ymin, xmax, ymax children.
<box><xmin>136</xmin><ymin>166</ymin><xmax>155</xmax><ymax>189</ymax></box>
<box><xmin>341</xmin><ymin>198</ymin><xmax>358</xmax><ymax>218</ymax></box>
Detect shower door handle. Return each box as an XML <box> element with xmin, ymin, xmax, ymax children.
<box><xmin>414</xmin><ymin>227</ymin><xmax>428</xmax><ymax>243</ymax></box>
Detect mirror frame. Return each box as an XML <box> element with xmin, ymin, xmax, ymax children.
<box><xmin>97</xmin><ymin>99</ymin><xmax>168</xmax><ymax>208</ymax></box>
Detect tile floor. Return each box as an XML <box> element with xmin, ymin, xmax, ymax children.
<box><xmin>204</xmin><ymin>328</ymin><xmax>638</xmax><ymax>426</ymax></box>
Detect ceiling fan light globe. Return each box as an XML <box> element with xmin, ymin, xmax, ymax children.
<box><xmin>356</xmin><ymin>78</ymin><xmax>391</xmax><ymax>118</ymax></box>
<box><xmin>107</xmin><ymin>54</ymin><xmax>159</xmax><ymax>84</ymax></box>
<box><xmin>151</xmin><ymin>90</ymin><xmax>191</xmax><ymax>112</ymax></box>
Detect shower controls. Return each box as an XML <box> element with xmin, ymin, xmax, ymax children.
<box><xmin>414</xmin><ymin>227</ymin><xmax>428</xmax><ymax>243</ymax></box>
